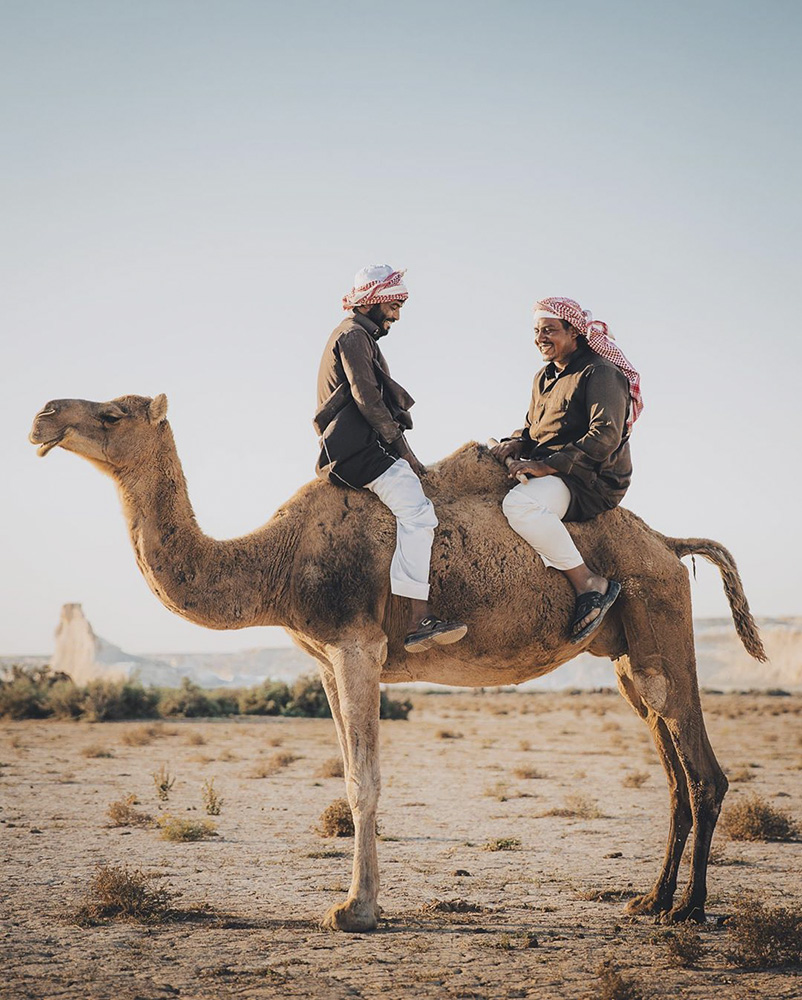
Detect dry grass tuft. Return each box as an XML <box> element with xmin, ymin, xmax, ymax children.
<box><xmin>483</xmin><ymin>837</ymin><xmax>521</xmax><ymax>852</ymax></box>
<box><xmin>727</xmin><ymin>765</ymin><xmax>756</xmax><ymax>783</ymax></box>
<box><xmin>152</xmin><ymin>763</ymin><xmax>176</xmax><ymax>801</ymax></box>
<box><xmin>436</xmin><ymin>729</ymin><xmax>463</xmax><ymax>740</ymax></box>
<box><xmin>185</xmin><ymin>731</ymin><xmax>206</xmax><ymax>746</ymax></box>
<box><xmin>420</xmin><ymin>898</ymin><xmax>484</xmax><ymax>914</ymax></box>
<box><xmin>121</xmin><ymin>724</ymin><xmax>166</xmax><ymax>747</ymax></box>
<box><xmin>622</xmin><ymin>771</ymin><xmax>649</xmax><ymax>788</ymax></box>
<box><xmin>248</xmin><ymin>751</ymin><xmax>300</xmax><ymax>778</ymax></box>
<box><xmin>654</xmin><ymin>926</ymin><xmax>705</xmax><ymax>967</ymax></box>
<box><xmin>74</xmin><ymin>864</ymin><xmax>173</xmax><ymax>924</ymax></box>
<box><xmin>513</xmin><ymin>765</ymin><xmax>546</xmax><ymax>780</ymax></box>
<box><xmin>315</xmin><ymin>756</ymin><xmax>344</xmax><ymax>779</ymax></box>
<box><xmin>720</xmin><ymin>794</ymin><xmax>799</xmax><ymax>841</ymax></box>
<box><xmin>317</xmin><ymin>798</ymin><xmax>355</xmax><ymax>837</ymax></box>
<box><xmin>82</xmin><ymin>744</ymin><xmax>114</xmax><ymax>758</ymax></box>
<box><xmin>726</xmin><ymin>896</ymin><xmax>802</xmax><ymax>969</ymax></box>
<box><xmin>542</xmin><ymin>794</ymin><xmax>604</xmax><ymax>820</ymax></box>
<box><xmin>594</xmin><ymin>960</ymin><xmax>644</xmax><ymax>1000</ymax></box>
<box><xmin>106</xmin><ymin>794</ymin><xmax>153</xmax><ymax>828</ymax></box>
<box><xmin>201</xmin><ymin>778</ymin><xmax>223</xmax><ymax>815</ymax></box>
<box><xmin>157</xmin><ymin>815</ymin><xmax>218</xmax><ymax>841</ymax></box>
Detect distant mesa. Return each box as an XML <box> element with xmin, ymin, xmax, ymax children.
<box><xmin>51</xmin><ymin>603</ymin><xmax>314</xmax><ymax>689</ymax></box>
<box><xmin>26</xmin><ymin>603</ymin><xmax>802</xmax><ymax>693</ymax></box>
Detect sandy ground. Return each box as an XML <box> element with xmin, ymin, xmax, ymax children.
<box><xmin>2</xmin><ymin>689</ymin><xmax>801</xmax><ymax>1000</ymax></box>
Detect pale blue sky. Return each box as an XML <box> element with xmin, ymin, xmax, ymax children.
<box><xmin>3</xmin><ymin>0</ymin><xmax>800</xmax><ymax>654</ymax></box>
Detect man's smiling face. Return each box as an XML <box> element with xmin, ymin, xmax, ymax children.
<box><xmin>535</xmin><ymin>317</ymin><xmax>580</xmax><ymax>368</ymax></box>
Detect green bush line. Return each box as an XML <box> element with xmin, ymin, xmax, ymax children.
<box><xmin>0</xmin><ymin>665</ymin><xmax>412</xmax><ymax>722</ymax></box>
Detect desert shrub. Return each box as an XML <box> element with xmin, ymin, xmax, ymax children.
<box><xmin>157</xmin><ymin>678</ymin><xmax>233</xmax><ymax>718</ymax></box>
<box><xmin>285</xmin><ymin>676</ymin><xmax>331</xmax><ymax>718</ymax></box>
<box><xmin>654</xmin><ymin>926</ymin><xmax>705</xmax><ymax>966</ymax></box>
<box><xmin>152</xmin><ymin>764</ymin><xmax>176</xmax><ymax>801</ymax></box>
<box><xmin>421</xmin><ymin>898</ymin><xmax>484</xmax><ymax>914</ymax></box>
<box><xmin>720</xmin><ymin>794</ymin><xmax>800</xmax><ymax>842</ymax></box>
<box><xmin>46</xmin><ymin>679</ymin><xmax>85</xmax><ymax>719</ymax></box>
<box><xmin>83</xmin><ymin>680</ymin><xmax>159</xmax><ymax>722</ymax></box>
<box><xmin>595</xmin><ymin>961</ymin><xmax>644</xmax><ymax>1000</ymax></box>
<box><xmin>727</xmin><ymin>767</ymin><xmax>756</xmax><ymax>783</ymax></box>
<box><xmin>380</xmin><ymin>690</ymin><xmax>412</xmax><ymax>720</ymax></box>
<box><xmin>238</xmin><ymin>680</ymin><xmax>292</xmax><ymax>715</ymax></box>
<box><xmin>317</xmin><ymin>798</ymin><xmax>354</xmax><ymax>837</ymax></box>
<box><xmin>513</xmin><ymin>766</ymin><xmax>545</xmax><ymax>780</ymax></box>
<box><xmin>436</xmin><ymin>729</ymin><xmax>463</xmax><ymax>739</ymax></box>
<box><xmin>622</xmin><ymin>771</ymin><xmax>649</xmax><ymax>788</ymax></box>
<box><xmin>0</xmin><ymin>664</ymin><xmax>56</xmax><ymax>719</ymax></box>
<box><xmin>727</xmin><ymin>896</ymin><xmax>802</xmax><ymax>968</ymax></box>
<box><xmin>82</xmin><ymin>743</ymin><xmax>114</xmax><ymax>758</ymax></box>
<box><xmin>542</xmin><ymin>795</ymin><xmax>604</xmax><ymax>819</ymax></box>
<box><xmin>107</xmin><ymin>794</ymin><xmax>153</xmax><ymax>828</ymax></box>
<box><xmin>202</xmin><ymin>778</ymin><xmax>223</xmax><ymax>815</ymax></box>
<box><xmin>75</xmin><ymin>864</ymin><xmax>173</xmax><ymax>924</ymax></box>
<box><xmin>121</xmin><ymin>724</ymin><xmax>160</xmax><ymax>746</ymax></box>
<box><xmin>157</xmin><ymin>814</ymin><xmax>218</xmax><ymax>841</ymax></box>
<box><xmin>483</xmin><ymin>837</ymin><xmax>521</xmax><ymax>851</ymax></box>
<box><xmin>316</xmin><ymin>756</ymin><xmax>345</xmax><ymax>778</ymax></box>
<box><xmin>249</xmin><ymin>751</ymin><xmax>299</xmax><ymax>778</ymax></box>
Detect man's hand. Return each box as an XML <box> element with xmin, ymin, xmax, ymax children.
<box><xmin>490</xmin><ymin>439</ymin><xmax>524</xmax><ymax>462</ymax></box>
<box><xmin>396</xmin><ymin>437</ymin><xmax>427</xmax><ymax>478</ymax></box>
<box><xmin>507</xmin><ymin>459</ymin><xmax>554</xmax><ymax>480</ymax></box>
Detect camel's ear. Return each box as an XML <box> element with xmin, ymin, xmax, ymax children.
<box><xmin>148</xmin><ymin>394</ymin><xmax>169</xmax><ymax>424</ymax></box>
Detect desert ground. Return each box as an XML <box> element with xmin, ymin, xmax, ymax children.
<box><xmin>2</xmin><ymin>689</ymin><xmax>800</xmax><ymax>1000</ymax></box>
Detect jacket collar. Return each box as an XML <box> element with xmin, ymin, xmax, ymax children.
<box><xmin>544</xmin><ymin>338</ymin><xmax>594</xmax><ymax>380</ymax></box>
<box><xmin>351</xmin><ymin>309</ymin><xmax>385</xmax><ymax>341</ymax></box>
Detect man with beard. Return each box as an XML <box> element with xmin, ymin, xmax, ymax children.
<box><xmin>491</xmin><ymin>296</ymin><xmax>643</xmax><ymax>643</ymax></box>
<box><xmin>314</xmin><ymin>264</ymin><xmax>467</xmax><ymax>653</ymax></box>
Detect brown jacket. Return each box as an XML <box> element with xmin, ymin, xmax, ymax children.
<box><xmin>314</xmin><ymin>311</ymin><xmax>415</xmax><ymax>488</ymax></box>
<box><xmin>517</xmin><ymin>340</ymin><xmax>632</xmax><ymax>521</ymax></box>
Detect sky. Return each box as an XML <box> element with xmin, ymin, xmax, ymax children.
<box><xmin>2</xmin><ymin>0</ymin><xmax>801</xmax><ymax>656</ymax></box>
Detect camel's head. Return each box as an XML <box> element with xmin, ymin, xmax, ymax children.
<box><xmin>29</xmin><ymin>394</ymin><xmax>169</xmax><ymax>473</ymax></box>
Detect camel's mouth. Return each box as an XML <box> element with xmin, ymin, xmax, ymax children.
<box><xmin>29</xmin><ymin>427</ymin><xmax>67</xmax><ymax>457</ymax></box>
<box><xmin>36</xmin><ymin>434</ymin><xmax>65</xmax><ymax>457</ymax></box>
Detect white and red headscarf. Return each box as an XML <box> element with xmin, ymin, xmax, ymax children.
<box><xmin>342</xmin><ymin>264</ymin><xmax>409</xmax><ymax>311</ymax></box>
<box><xmin>533</xmin><ymin>296</ymin><xmax>644</xmax><ymax>426</ymax></box>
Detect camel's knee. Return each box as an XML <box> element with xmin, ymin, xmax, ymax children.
<box><xmin>629</xmin><ymin>657</ymin><xmax>672</xmax><ymax>716</ymax></box>
<box><xmin>344</xmin><ymin>774</ymin><xmax>380</xmax><ymax>817</ymax></box>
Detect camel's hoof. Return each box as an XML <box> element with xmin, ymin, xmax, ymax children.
<box><xmin>321</xmin><ymin>899</ymin><xmax>380</xmax><ymax>933</ymax></box>
<box><xmin>625</xmin><ymin>892</ymin><xmax>672</xmax><ymax>917</ymax></box>
<box><xmin>659</xmin><ymin>902</ymin><xmax>706</xmax><ymax>925</ymax></box>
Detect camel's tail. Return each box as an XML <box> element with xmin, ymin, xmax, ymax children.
<box><xmin>664</xmin><ymin>536</ymin><xmax>767</xmax><ymax>662</ymax></box>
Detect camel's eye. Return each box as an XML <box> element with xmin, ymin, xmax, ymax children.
<box><xmin>100</xmin><ymin>412</ymin><xmax>123</xmax><ymax>424</ymax></box>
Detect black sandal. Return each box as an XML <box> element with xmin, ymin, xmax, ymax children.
<box><xmin>570</xmin><ymin>581</ymin><xmax>622</xmax><ymax>645</ymax></box>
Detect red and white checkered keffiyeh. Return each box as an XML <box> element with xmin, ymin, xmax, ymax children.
<box><xmin>342</xmin><ymin>264</ymin><xmax>409</xmax><ymax>311</ymax></box>
<box><xmin>533</xmin><ymin>296</ymin><xmax>644</xmax><ymax>426</ymax></box>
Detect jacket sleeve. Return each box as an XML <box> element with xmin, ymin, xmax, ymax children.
<box><xmin>544</xmin><ymin>365</ymin><xmax>629</xmax><ymax>475</ymax></box>
<box><xmin>337</xmin><ymin>330</ymin><xmax>404</xmax><ymax>446</ymax></box>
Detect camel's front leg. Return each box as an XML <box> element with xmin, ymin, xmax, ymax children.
<box><xmin>320</xmin><ymin>633</ymin><xmax>385</xmax><ymax>932</ymax></box>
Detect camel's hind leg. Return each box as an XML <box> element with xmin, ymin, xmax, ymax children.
<box><xmin>615</xmin><ymin>656</ymin><xmax>693</xmax><ymax>916</ymax></box>
<box><xmin>620</xmin><ymin>590</ymin><xmax>728</xmax><ymax>923</ymax></box>
<box><xmin>317</xmin><ymin>631</ymin><xmax>386</xmax><ymax>933</ymax></box>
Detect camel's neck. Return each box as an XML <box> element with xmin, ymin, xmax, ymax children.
<box><xmin>114</xmin><ymin>424</ymin><xmax>292</xmax><ymax>631</ymax></box>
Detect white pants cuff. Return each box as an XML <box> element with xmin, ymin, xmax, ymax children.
<box><xmin>502</xmin><ymin>476</ymin><xmax>583</xmax><ymax>571</ymax></box>
<box><xmin>366</xmin><ymin>459</ymin><xmax>437</xmax><ymax>602</ymax></box>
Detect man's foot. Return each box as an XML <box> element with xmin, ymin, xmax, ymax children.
<box><xmin>569</xmin><ymin>581</ymin><xmax>622</xmax><ymax>644</ymax></box>
<box><xmin>404</xmin><ymin>617</ymin><xmax>468</xmax><ymax>654</ymax></box>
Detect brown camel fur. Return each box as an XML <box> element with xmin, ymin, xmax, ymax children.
<box><xmin>29</xmin><ymin>394</ymin><xmax>766</xmax><ymax>931</ymax></box>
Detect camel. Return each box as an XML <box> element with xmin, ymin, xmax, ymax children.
<box><xmin>29</xmin><ymin>393</ymin><xmax>766</xmax><ymax>932</ymax></box>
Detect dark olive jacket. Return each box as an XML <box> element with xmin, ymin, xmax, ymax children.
<box><xmin>517</xmin><ymin>340</ymin><xmax>632</xmax><ymax>521</ymax></box>
<box><xmin>314</xmin><ymin>311</ymin><xmax>415</xmax><ymax>488</ymax></box>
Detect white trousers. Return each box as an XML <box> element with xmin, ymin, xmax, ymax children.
<box><xmin>366</xmin><ymin>459</ymin><xmax>437</xmax><ymax>601</ymax></box>
<box><xmin>502</xmin><ymin>476</ymin><xmax>584</xmax><ymax>571</ymax></box>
